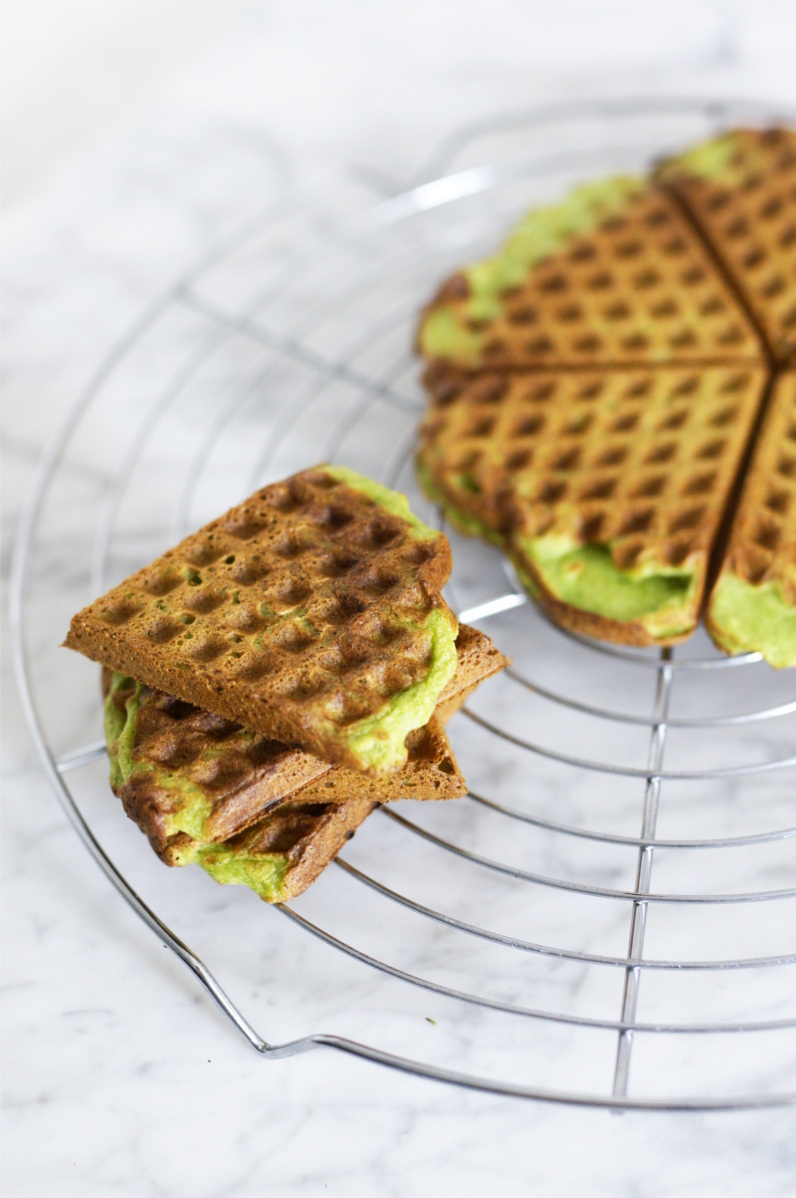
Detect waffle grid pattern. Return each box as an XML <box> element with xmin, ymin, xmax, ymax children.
<box><xmin>420</xmin><ymin>367</ymin><xmax>767</xmax><ymax>574</ymax></box>
<box><xmin>421</xmin><ymin>187</ymin><xmax>764</xmax><ymax>370</ymax></box>
<box><xmin>660</xmin><ymin>128</ymin><xmax>796</xmax><ymax>363</ymax></box>
<box><xmin>67</xmin><ymin>468</ymin><xmax>457</xmax><ymax>766</ymax></box>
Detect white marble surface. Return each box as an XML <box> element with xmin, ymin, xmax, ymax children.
<box><xmin>3</xmin><ymin>4</ymin><xmax>796</xmax><ymax>1195</ymax></box>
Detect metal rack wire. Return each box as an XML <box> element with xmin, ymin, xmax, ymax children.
<box><xmin>11</xmin><ymin>99</ymin><xmax>796</xmax><ymax>1110</ymax></box>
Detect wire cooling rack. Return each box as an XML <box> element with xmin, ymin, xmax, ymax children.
<box><xmin>11</xmin><ymin>99</ymin><xmax>796</xmax><ymax>1110</ymax></box>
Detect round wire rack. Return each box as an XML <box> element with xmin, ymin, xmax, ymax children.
<box><xmin>12</xmin><ymin>98</ymin><xmax>796</xmax><ymax>1110</ymax></box>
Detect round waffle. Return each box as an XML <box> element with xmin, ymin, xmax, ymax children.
<box><xmin>416</xmin><ymin>127</ymin><xmax>796</xmax><ymax>657</ymax></box>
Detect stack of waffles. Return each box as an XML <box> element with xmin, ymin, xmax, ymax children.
<box><xmin>67</xmin><ymin>467</ymin><xmax>508</xmax><ymax>901</ymax></box>
<box><xmin>416</xmin><ymin>127</ymin><xmax>796</xmax><ymax>666</ymax></box>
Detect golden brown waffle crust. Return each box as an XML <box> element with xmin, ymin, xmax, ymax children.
<box><xmin>67</xmin><ymin>467</ymin><xmax>458</xmax><ymax>774</ymax></box>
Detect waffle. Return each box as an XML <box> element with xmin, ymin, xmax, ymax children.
<box><xmin>417</xmin><ymin>179</ymin><xmax>763</xmax><ymax>372</ymax></box>
<box><xmin>197</xmin><ymin>795</ymin><xmax>378</xmax><ymax>903</ymax></box>
<box><xmin>418</xmin><ymin>366</ymin><xmax>768</xmax><ymax>645</ymax></box>
<box><xmin>706</xmin><ymin>370</ymin><xmax>796</xmax><ymax>666</ymax></box>
<box><xmin>658</xmin><ymin>127</ymin><xmax>796</xmax><ymax>364</ymax></box>
<box><xmin>67</xmin><ymin>466</ymin><xmax>460</xmax><ymax>776</ymax></box>
<box><xmin>102</xmin><ymin>623</ymin><xmax>505</xmax><ymax>863</ymax></box>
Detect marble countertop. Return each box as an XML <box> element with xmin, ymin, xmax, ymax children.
<box><xmin>3</xmin><ymin>4</ymin><xmax>796</xmax><ymax>1195</ymax></box>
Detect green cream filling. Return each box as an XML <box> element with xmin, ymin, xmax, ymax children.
<box><xmin>665</xmin><ymin>131</ymin><xmax>740</xmax><ymax>182</ymax></box>
<box><xmin>709</xmin><ymin>574</ymin><xmax>796</xmax><ymax>669</ymax></box>
<box><xmin>419</xmin><ymin>308</ymin><xmax>485</xmax><ymax>364</ymax></box>
<box><xmin>194</xmin><ymin>843</ymin><xmax>289</xmax><ymax>901</ymax></box>
<box><xmin>322</xmin><ymin>465</ymin><xmax>459</xmax><ymax>771</ymax></box>
<box><xmin>104</xmin><ymin>674</ymin><xmax>143</xmax><ymax>792</ymax></box>
<box><xmin>519</xmin><ymin>535</ymin><xmax>698</xmax><ymax>638</ymax></box>
<box><xmin>341</xmin><ymin>606</ymin><xmax>459</xmax><ymax>774</ymax></box>
<box><xmin>420</xmin><ymin>175</ymin><xmax>642</xmax><ymax>361</ymax></box>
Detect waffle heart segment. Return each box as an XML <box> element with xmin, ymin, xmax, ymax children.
<box><xmin>707</xmin><ymin>370</ymin><xmax>796</xmax><ymax>667</ymax></box>
<box><xmin>417</xmin><ymin>178</ymin><xmax>764</xmax><ymax>373</ymax></box>
<box><xmin>418</xmin><ymin>365</ymin><xmax>768</xmax><ymax>645</ymax></box>
<box><xmin>658</xmin><ymin>127</ymin><xmax>796</xmax><ymax>365</ymax></box>
<box><xmin>66</xmin><ymin>467</ymin><xmax>461</xmax><ymax>776</ymax></box>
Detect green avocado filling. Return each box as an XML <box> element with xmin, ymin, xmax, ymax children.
<box><xmin>322</xmin><ymin>466</ymin><xmax>459</xmax><ymax>771</ymax></box>
<box><xmin>665</xmin><ymin>131</ymin><xmax>740</xmax><ymax>182</ymax></box>
<box><xmin>104</xmin><ymin>674</ymin><xmax>144</xmax><ymax>793</ymax></box>
<box><xmin>709</xmin><ymin>573</ymin><xmax>796</xmax><ymax>669</ymax></box>
<box><xmin>420</xmin><ymin>175</ymin><xmax>642</xmax><ymax>362</ymax></box>
<box><xmin>194</xmin><ymin>843</ymin><xmax>289</xmax><ymax>901</ymax></box>
<box><xmin>519</xmin><ymin>534</ymin><xmax>698</xmax><ymax>639</ymax></box>
<box><xmin>420</xmin><ymin>308</ymin><xmax>485</xmax><ymax>364</ymax></box>
<box><xmin>105</xmin><ymin>674</ymin><xmax>217</xmax><ymax>853</ymax></box>
<box><xmin>341</xmin><ymin>606</ymin><xmax>459</xmax><ymax>774</ymax></box>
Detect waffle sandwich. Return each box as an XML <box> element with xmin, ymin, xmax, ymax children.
<box><xmin>416</xmin><ymin>126</ymin><xmax>796</xmax><ymax>659</ymax></box>
<box><xmin>103</xmin><ymin>623</ymin><xmax>507</xmax><ymax>901</ymax></box>
<box><xmin>706</xmin><ymin>370</ymin><xmax>796</xmax><ymax>667</ymax></box>
<box><xmin>658</xmin><ymin>127</ymin><xmax>796</xmax><ymax>365</ymax></box>
<box><xmin>66</xmin><ymin>469</ymin><xmax>509</xmax><ymax>901</ymax></box>
<box><xmin>67</xmin><ymin>466</ymin><xmax>462</xmax><ymax>776</ymax></box>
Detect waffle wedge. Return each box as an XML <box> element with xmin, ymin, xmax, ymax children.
<box><xmin>706</xmin><ymin>370</ymin><xmax>796</xmax><ymax>667</ymax></box>
<box><xmin>67</xmin><ymin>466</ymin><xmax>460</xmax><ymax>776</ymax></box>
<box><xmin>658</xmin><ymin>127</ymin><xmax>796</xmax><ymax>364</ymax></box>
<box><xmin>103</xmin><ymin>625</ymin><xmax>508</xmax><ymax>900</ymax></box>
<box><xmin>417</xmin><ymin>178</ymin><xmax>763</xmax><ymax>372</ymax></box>
<box><xmin>418</xmin><ymin>366</ymin><xmax>768</xmax><ymax>645</ymax></box>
